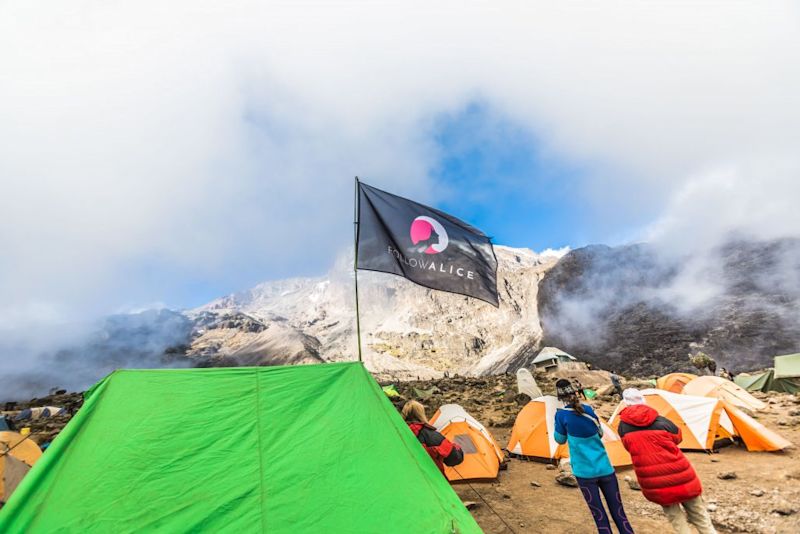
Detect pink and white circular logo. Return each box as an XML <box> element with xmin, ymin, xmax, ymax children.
<box><xmin>410</xmin><ymin>216</ymin><xmax>449</xmax><ymax>254</ymax></box>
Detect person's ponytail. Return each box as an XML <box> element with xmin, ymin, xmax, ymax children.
<box><xmin>569</xmin><ymin>395</ymin><xmax>585</xmax><ymax>415</ymax></box>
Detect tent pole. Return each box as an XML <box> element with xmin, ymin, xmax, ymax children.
<box><xmin>353</xmin><ymin>176</ymin><xmax>363</xmax><ymax>362</ymax></box>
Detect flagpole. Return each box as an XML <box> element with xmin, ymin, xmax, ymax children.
<box><xmin>353</xmin><ymin>176</ymin><xmax>363</xmax><ymax>362</ymax></box>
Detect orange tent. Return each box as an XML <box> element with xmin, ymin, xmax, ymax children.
<box><xmin>507</xmin><ymin>396</ymin><xmax>631</xmax><ymax>467</ymax></box>
<box><xmin>656</xmin><ymin>373</ymin><xmax>698</xmax><ymax>394</ymax></box>
<box><xmin>1</xmin><ymin>431</ymin><xmax>43</xmax><ymax>503</ymax></box>
<box><xmin>608</xmin><ymin>389</ymin><xmax>791</xmax><ymax>452</ymax></box>
<box><xmin>429</xmin><ymin>405</ymin><xmax>504</xmax><ymax>481</ymax></box>
<box><xmin>682</xmin><ymin>375</ymin><xmax>767</xmax><ymax>412</ymax></box>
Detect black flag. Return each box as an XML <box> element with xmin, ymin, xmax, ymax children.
<box><xmin>356</xmin><ymin>181</ymin><xmax>499</xmax><ymax>306</ymax></box>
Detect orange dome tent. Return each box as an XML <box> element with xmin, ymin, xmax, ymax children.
<box><xmin>1</xmin><ymin>431</ymin><xmax>43</xmax><ymax>503</ymax></box>
<box><xmin>656</xmin><ymin>373</ymin><xmax>698</xmax><ymax>394</ymax></box>
<box><xmin>506</xmin><ymin>396</ymin><xmax>631</xmax><ymax>467</ymax></box>
<box><xmin>429</xmin><ymin>404</ymin><xmax>505</xmax><ymax>481</ymax></box>
<box><xmin>608</xmin><ymin>389</ymin><xmax>790</xmax><ymax>452</ymax></box>
<box><xmin>682</xmin><ymin>375</ymin><xmax>767</xmax><ymax>412</ymax></box>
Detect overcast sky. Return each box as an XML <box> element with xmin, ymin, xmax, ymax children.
<box><xmin>2</xmin><ymin>1</ymin><xmax>799</xmax><ymax>333</ymax></box>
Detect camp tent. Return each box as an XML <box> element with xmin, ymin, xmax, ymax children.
<box><xmin>774</xmin><ymin>353</ymin><xmax>800</xmax><ymax>379</ymax></box>
<box><xmin>506</xmin><ymin>396</ymin><xmax>631</xmax><ymax>467</ymax></box>
<box><xmin>734</xmin><ymin>353</ymin><xmax>800</xmax><ymax>394</ymax></box>
<box><xmin>429</xmin><ymin>404</ymin><xmax>504</xmax><ymax>481</ymax></box>
<box><xmin>532</xmin><ymin>347</ymin><xmax>578</xmax><ymax>371</ymax></box>
<box><xmin>0</xmin><ymin>363</ymin><xmax>480</xmax><ymax>534</ymax></box>
<box><xmin>1</xmin><ymin>432</ymin><xmax>42</xmax><ymax>504</ymax></box>
<box><xmin>13</xmin><ymin>407</ymin><xmax>65</xmax><ymax>422</ymax></box>
<box><xmin>608</xmin><ymin>389</ymin><xmax>791</xmax><ymax>452</ymax></box>
<box><xmin>682</xmin><ymin>376</ymin><xmax>767</xmax><ymax>412</ymax></box>
<box><xmin>656</xmin><ymin>373</ymin><xmax>698</xmax><ymax>394</ymax></box>
<box><xmin>515</xmin><ymin>368</ymin><xmax>542</xmax><ymax>399</ymax></box>
<box><xmin>735</xmin><ymin>370</ymin><xmax>800</xmax><ymax>394</ymax></box>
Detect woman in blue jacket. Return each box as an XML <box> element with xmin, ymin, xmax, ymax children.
<box><xmin>554</xmin><ymin>379</ymin><xmax>634</xmax><ymax>534</ymax></box>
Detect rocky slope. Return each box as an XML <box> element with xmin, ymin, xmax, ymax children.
<box><xmin>538</xmin><ymin>238</ymin><xmax>800</xmax><ymax>376</ymax></box>
<box><xmin>185</xmin><ymin>246</ymin><xmax>561</xmax><ymax>379</ymax></box>
<box><xmin>8</xmin><ymin>238</ymin><xmax>798</xmax><ymax>397</ymax></box>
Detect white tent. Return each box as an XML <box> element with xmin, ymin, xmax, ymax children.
<box><xmin>516</xmin><ymin>368</ymin><xmax>543</xmax><ymax>399</ymax></box>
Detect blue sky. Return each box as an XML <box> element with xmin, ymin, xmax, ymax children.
<box><xmin>429</xmin><ymin>104</ymin><xmax>655</xmax><ymax>253</ymax></box>
<box><xmin>432</xmin><ymin>103</ymin><xmax>590</xmax><ymax>250</ymax></box>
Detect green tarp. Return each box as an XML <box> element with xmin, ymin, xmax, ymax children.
<box><xmin>734</xmin><ymin>369</ymin><xmax>800</xmax><ymax>394</ymax></box>
<box><xmin>0</xmin><ymin>362</ymin><xmax>480</xmax><ymax>534</ymax></box>
<box><xmin>774</xmin><ymin>353</ymin><xmax>800</xmax><ymax>379</ymax></box>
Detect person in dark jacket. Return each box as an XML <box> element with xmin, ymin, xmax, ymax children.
<box><xmin>573</xmin><ymin>378</ymin><xmax>587</xmax><ymax>400</ymax></box>
<box><xmin>554</xmin><ymin>379</ymin><xmax>634</xmax><ymax>534</ymax></box>
<box><xmin>618</xmin><ymin>389</ymin><xmax>716</xmax><ymax>534</ymax></box>
<box><xmin>401</xmin><ymin>400</ymin><xmax>464</xmax><ymax>475</ymax></box>
<box><xmin>610</xmin><ymin>372</ymin><xmax>623</xmax><ymax>398</ymax></box>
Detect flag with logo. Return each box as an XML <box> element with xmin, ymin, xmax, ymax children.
<box><xmin>356</xmin><ymin>181</ymin><xmax>499</xmax><ymax>306</ymax></box>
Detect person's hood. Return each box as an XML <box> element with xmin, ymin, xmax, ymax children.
<box><xmin>619</xmin><ymin>404</ymin><xmax>659</xmax><ymax>427</ymax></box>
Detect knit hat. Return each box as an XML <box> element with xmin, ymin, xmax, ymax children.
<box><xmin>555</xmin><ymin>379</ymin><xmax>576</xmax><ymax>399</ymax></box>
<box><xmin>623</xmin><ymin>388</ymin><xmax>645</xmax><ymax>406</ymax></box>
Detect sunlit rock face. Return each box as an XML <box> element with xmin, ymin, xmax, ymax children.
<box><xmin>188</xmin><ymin>246</ymin><xmax>561</xmax><ymax>379</ymax></box>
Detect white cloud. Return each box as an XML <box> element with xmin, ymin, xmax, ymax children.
<box><xmin>539</xmin><ymin>247</ymin><xmax>571</xmax><ymax>259</ymax></box>
<box><xmin>1</xmin><ymin>1</ymin><xmax>799</xmax><ymax>366</ymax></box>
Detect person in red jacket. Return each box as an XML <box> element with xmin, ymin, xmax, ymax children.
<box><xmin>402</xmin><ymin>400</ymin><xmax>464</xmax><ymax>475</ymax></box>
<box><xmin>618</xmin><ymin>389</ymin><xmax>716</xmax><ymax>534</ymax></box>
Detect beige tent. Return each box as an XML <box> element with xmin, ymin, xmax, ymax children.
<box><xmin>682</xmin><ymin>376</ymin><xmax>767</xmax><ymax>411</ymax></box>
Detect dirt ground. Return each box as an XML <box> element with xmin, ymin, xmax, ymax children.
<box><xmin>448</xmin><ymin>392</ymin><xmax>800</xmax><ymax>534</ymax></box>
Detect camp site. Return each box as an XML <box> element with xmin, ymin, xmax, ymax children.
<box><xmin>4</xmin><ymin>2</ymin><xmax>800</xmax><ymax>533</ymax></box>
<box><xmin>3</xmin><ymin>348</ymin><xmax>799</xmax><ymax>533</ymax></box>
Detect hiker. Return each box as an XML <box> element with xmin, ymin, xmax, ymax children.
<box><xmin>401</xmin><ymin>400</ymin><xmax>464</xmax><ymax>475</ymax></box>
<box><xmin>719</xmin><ymin>367</ymin><xmax>732</xmax><ymax>381</ymax></box>
<box><xmin>573</xmin><ymin>378</ymin><xmax>586</xmax><ymax>400</ymax></box>
<box><xmin>617</xmin><ymin>388</ymin><xmax>716</xmax><ymax>534</ymax></box>
<box><xmin>610</xmin><ymin>372</ymin><xmax>623</xmax><ymax>398</ymax></box>
<box><xmin>554</xmin><ymin>379</ymin><xmax>635</xmax><ymax>534</ymax></box>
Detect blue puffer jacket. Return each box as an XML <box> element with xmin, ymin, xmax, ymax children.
<box><xmin>554</xmin><ymin>404</ymin><xmax>614</xmax><ymax>479</ymax></box>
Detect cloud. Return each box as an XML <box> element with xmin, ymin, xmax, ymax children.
<box><xmin>1</xmin><ymin>1</ymin><xmax>799</xmax><ymax>382</ymax></box>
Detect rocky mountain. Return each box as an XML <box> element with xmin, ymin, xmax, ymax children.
<box><xmin>538</xmin><ymin>238</ymin><xmax>800</xmax><ymax>376</ymax></box>
<box><xmin>184</xmin><ymin>246</ymin><xmax>562</xmax><ymax>379</ymax></box>
<box><xmin>8</xmin><ymin>239</ymin><xmax>798</xmax><ymax>398</ymax></box>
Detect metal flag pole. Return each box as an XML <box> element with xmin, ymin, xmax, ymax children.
<box><xmin>353</xmin><ymin>176</ymin><xmax>363</xmax><ymax>362</ymax></box>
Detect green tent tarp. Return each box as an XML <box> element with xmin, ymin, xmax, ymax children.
<box><xmin>0</xmin><ymin>362</ymin><xmax>481</xmax><ymax>534</ymax></box>
<box><xmin>774</xmin><ymin>353</ymin><xmax>800</xmax><ymax>379</ymax></box>
<box><xmin>734</xmin><ymin>371</ymin><xmax>772</xmax><ymax>392</ymax></box>
<box><xmin>734</xmin><ymin>369</ymin><xmax>800</xmax><ymax>395</ymax></box>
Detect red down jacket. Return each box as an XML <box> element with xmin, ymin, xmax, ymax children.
<box><xmin>407</xmin><ymin>423</ymin><xmax>464</xmax><ymax>475</ymax></box>
<box><xmin>618</xmin><ymin>405</ymin><xmax>702</xmax><ymax>506</ymax></box>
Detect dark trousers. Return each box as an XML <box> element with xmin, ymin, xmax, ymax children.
<box><xmin>576</xmin><ymin>474</ymin><xmax>635</xmax><ymax>534</ymax></box>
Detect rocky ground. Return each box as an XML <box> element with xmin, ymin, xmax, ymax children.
<box><xmin>2</xmin><ymin>390</ymin><xmax>83</xmax><ymax>447</ymax></box>
<box><xmin>4</xmin><ymin>372</ymin><xmax>799</xmax><ymax>533</ymax></box>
